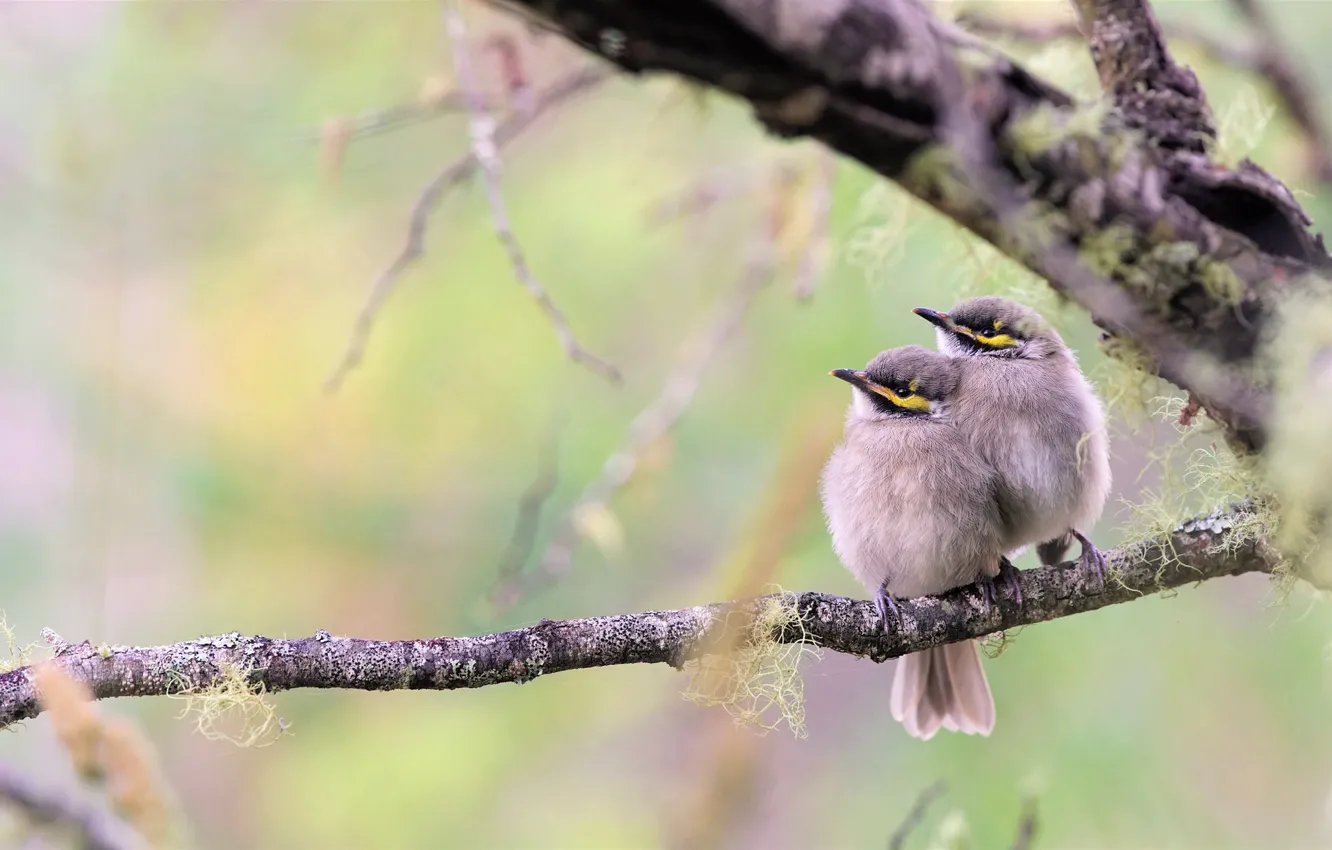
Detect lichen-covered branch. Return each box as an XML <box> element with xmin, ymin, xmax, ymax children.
<box><xmin>1069</xmin><ymin>0</ymin><xmax>1215</xmax><ymax>151</ymax></box>
<box><xmin>0</xmin><ymin>505</ymin><xmax>1277</xmax><ymax>730</ymax></box>
<box><xmin>486</xmin><ymin>0</ymin><xmax>1332</xmax><ymax>451</ymax></box>
<box><xmin>958</xmin><ymin>6</ymin><xmax>1332</xmax><ymax>183</ymax></box>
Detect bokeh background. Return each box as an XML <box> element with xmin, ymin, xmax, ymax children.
<box><xmin>3</xmin><ymin>1</ymin><xmax>1332</xmax><ymax>848</ymax></box>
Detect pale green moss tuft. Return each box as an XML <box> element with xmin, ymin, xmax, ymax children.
<box><xmin>167</xmin><ymin>660</ymin><xmax>289</xmax><ymax>748</ymax></box>
<box><xmin>1263</xmin><ymin>292</ymin><xmax>1332</xmax><ymax>587</ymax></box>
<box><xmin>0</xmin><ymin>614</ymin><xmax>36</xmax><ymax>675</ymax></box>
<box><xmin>1079</xmin><ymin>223</ymin><xmax>1137</xmax><ymax>278</ymax></box>
<box><xmin>1198</xmin><ymin>259</ymin><xmax>1245</xmax><ymax>305</ymax></box>
<box><xmin>1214</xmin><ymin>83</ymin><xmax>1278</xmax><ymax>166</ymax></box>
<box><xmin>682</xmin><ymin>589</ymin><xmax>821</xmax><ymax>738</ymax></box>
<box><xmin>1094</xmin><ymin>336</ymin><xmax>1171</xmax><ymax>422</ymax></box>
<box><xmin>844</xmin><ymin>181</ymin><xmax>916</xmax><ymax>290</ymax></box>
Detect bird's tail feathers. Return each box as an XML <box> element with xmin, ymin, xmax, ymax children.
<box><xmin>890</xmin><ymin>641</ymin><xmax>995</xmax><ymax>740</ymax></box>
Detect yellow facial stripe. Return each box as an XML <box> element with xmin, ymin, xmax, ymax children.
<box><xmin>865</xmin><ymin>383</ymin><xmax>932</xmax><ymax>412</ymax></box>
<box><xmin>992</xmin><ymin>319</ymin><xmax>1004</xmax><ymax>330</ymax></box>
<box><xmin>977</xmin><ymin>333</ymin><xmax>1018</xmax><ymax>348</ymax></box>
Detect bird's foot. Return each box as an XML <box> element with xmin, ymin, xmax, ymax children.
<box><xmin>1073</xmin><ymin>529</ymin><xmax>1107</xmax><ymax>587</ymax></box>
<box><xmin>874</xmin><ymin>585</ymin><xmax>903</xmax><ymax>635</ymax></box>
<box><xmin>997</xmin><ymin>556</ymin><xmax>1024</xmax><ymax>606</ymax></box>
<box><xmin>979</xmin><ymin>557</ymin><xmax>1024</xmax><ymax>612</ymax></box>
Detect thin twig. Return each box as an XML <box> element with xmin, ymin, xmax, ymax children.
<box><xmin>494</xmin><ymin>412</ymin><xmax>566</xmax><ymax>585</ymax></box>
<box><xmin>324</xmin><ymin>63</ymin><xmax>613</xmax><ymax>393</ymax></box>
<box><xmin>0</xmin><ymin>763</ymin><xmax>144</xmax><ymax>850</ymax></box>
<box><xmin>887</xmin><ymin>781</ymin><xmax>948</xmax><ymax>850</ymax></box>
<box><xmin>444</xmin><ymin>2</ymin><xmax>620</xmax><ymax>384</ymax></box>
<box><xmin>646</xmin><ymin>162</ymin><xmax>776</xmax><ymax>226</ymax></box>
<box><xmin>307</xmin><ymin>91</ymin><xmax>471</xmax><ymax>147</ymax></box>
<box><xmin>1010</xmin><ymin>798</ymin><xmax>1039</xmax><ymax>850</ymax></box>
<box><xmin>1228</xmin><ymin>0</ymin><xmax>1332</xmax><ymax>181</ymax></box>
<box><xmin>493</xmin><ymin>223</ymin><xmax>779</xmax><ymax>608</ymax></box>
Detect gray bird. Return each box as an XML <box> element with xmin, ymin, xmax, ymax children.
<box><xmin>913</xmin><ymin>296</ymin><xmax>1112</xmax><ymax>578</ymax></box>
<box><xmin>820</xmin><ymin>345</ymin><xmax>1008</xmax><ymax>740</ymax></box>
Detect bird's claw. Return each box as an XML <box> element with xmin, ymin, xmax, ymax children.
<box><xmin>979</xmin><ymin>557</ymin><xmax>1023</xmax><ymax>613</ymax></box>
<box><xmin>998</xmin><ymin>556</ymin><xmax>1024</xmax><ymax>606</ymax></box>
<box><xmin>1073</xmin><ymin>530</ymin><xmax>1107</xmax><ymax>587</ymax></box>
<box><xmin>875</xmin><ymin>586</ymin><xmax>902</xmax><ymax>634</ymax></box>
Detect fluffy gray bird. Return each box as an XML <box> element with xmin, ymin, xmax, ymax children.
<box><xmin>820</xmin><ymin>345</ymin><xmax>1008</xmax><ymax>740</ymax></box>
<box><xmin>913</xmin><ymin>296</ymin><xmax>1112</xmax><ymax>578</ymax></box>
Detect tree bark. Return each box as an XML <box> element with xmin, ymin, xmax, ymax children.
<box><xmin>0</xmin><ymin>504</ymin><xmax>1275</xmax><ymax>730</ymax></box>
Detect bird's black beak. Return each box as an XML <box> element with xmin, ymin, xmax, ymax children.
<box><xmin>913</xmin><ymin>307</ymin><xmax>973</xmax><ymax>339</ymax></box>
<box><xmin>912</xmin><ymin>307</ymin><xmax>952</xmax><ymax>330</ymax></box>
<box><xmin>825</xmin><ymin>370</ymin><xmax>879</xmax><ymax>399</ymax></box>
<box><xmin>830</xmin><ymin>368</ymin><xmax>871</xmax><ymax>391</ymax></box>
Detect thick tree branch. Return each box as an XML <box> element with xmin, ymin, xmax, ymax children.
<box><xmin>0</xmin><ymin>505</ymin><xmax>1276</xmax><ymax>730</ymax></box>
<box><xmin>488</xmin><ymin>0</ymin><xmax>1332</xmax><ymax>451</ymax></box>
<box><xmin>1069</xmin><ymin>0</ymin><xmax>1215</xmax><ymax>152</ymax></box>
<box><xmin>957</xmin><ymin>7</ymin><xmax>1332</xmax><ymax>184</ymax></box>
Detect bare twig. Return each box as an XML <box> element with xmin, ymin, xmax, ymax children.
<box><xmin>493</xmin><ymin>210</ymin><xmax>780</xmax><ymax>607</ymax></box>
<box><xmin>888</xmin><ymin>781</ymin><xmax>948</xmax><ymax>850</ymax></box>
<box><xmin>1010</xmin><ymin>798</ymin><xmax>1039</xmax><ymax>850</ymax></box>
<box><xmin>0</xmin><ymin>764</ymin><xmax>144</xmax><ymax>850</ymax></box>
<box><xmin>1228</xmin><ymin>0</ymin><xmax>1332</xmax><ymax>181</ymax></box>
<box><xmin>308</xmin><ymin>89</ymin><xmax>470</xmax><ymax>148</ymax></box>
<box><xmin>445</xmin><ymin>2</ymin><xmax>620</xmax><ymax>384</ymax></box>
<box><xmin>0</xmin><ymin>503</ymin><xmax>1277</xmax><ymax>729</ymax></box>
<box><xmin>646</xmin><ymin>162</ymin><xmax>777</xmax><ymax>226</ymax></box>
<box><xmin>324</xmin><ymin>63</ymin><xmax>612</xmax><ymax>393</ymax></box>
<box><xmin>494</xmin><ymin>412</ymin><xmax>565</xmax><ymax>584</ymax></box>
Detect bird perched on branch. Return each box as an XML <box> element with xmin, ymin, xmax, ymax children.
<box><xmin>914</xmin><ymin>296</ymin><xmax>1112</xmax><ymax>579</ymax></box>
<box><xmin>820</xmin><ymin>345</ymin><xmax>1010</xmax><ymax>739</ymax></box>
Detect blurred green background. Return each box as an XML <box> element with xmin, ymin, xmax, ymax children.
<box><xmin>3</xmin><ymin>1</ymin><xmax>1332</xmax><ymax>847</ymax></box>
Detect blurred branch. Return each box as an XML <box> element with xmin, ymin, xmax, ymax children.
<box><xmin>1227</xmin><ymin>0</ymin><xmax>1332</xmax><ymax>181</ymax></box>
<box><xmin>445</xmin><ymin>3</ymin><xmax>621</xmax><ymax>384</ymax></box>
<box><xmin>494</xmin><ymin>413</ymin><xmax>565</xmax><ymax>584</ymax></box>
<box><xmin>957</xmin><ymin>3</ymin><xmax>1332</xmax><ymax>181</ymax></box>
<box><xmin>0</xmin><ymin>504</ymin><xmax>1278</xmax><ymax>730</ymax></box>
<box><xmin>492</xmin><ymin>177</ymin><xmax>786</xmax><ymax>607</ymax></box>
<box><xmin>482</xmin><ymin>0</ymin><xmax>1332</xmax><ymax>452</ymax></box>
<box><xmin>323</xmin><ymin>63</ymin><xmax>613</xmax><ymax>393</ymax></box>
<box><xmin>1010</xmin><ymin>799</ymin><xmax>1039</xmax><ymax>850</ymax></box>
<box><xmin>0</xmin><ymin>763</ymin><xmax>144</xmax><ymax>850</ymax></box>
<box><xmin>888</xmin><ymin>780</ymin><xmax>947</xmax><ymax>850</ymax></box>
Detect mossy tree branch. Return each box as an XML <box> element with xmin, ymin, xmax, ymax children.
<box><xmin>489</xmin><ymin>0</ymin><xmax>1332</xmax><ymax>451</ymax></box>
<box><xmin>0</xmin><ymin>505</ymin><xmax>1276</xmax><ymax>730</ymax></box>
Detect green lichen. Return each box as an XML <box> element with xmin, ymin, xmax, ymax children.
<box><xmin>1078</xmin><ymin>223</ymin><xmax>1137</xmax><ymax>278</ymax></box>
<box><xmin>0</xmin><ymin>614</ymin><xmax>35</xmax><ymax>674</ymax></box>
<box><xmin>682</xmin><ymin>589</ymin><xmax>820</xmax><ymax>738</ymax></box>
<box><xmin>167</xmin><ymin>660</ymin><xmax>288</xmax><ymax>748</ymax></box>
<box><xmin>900</xmin><ymin>144</ymin><xmax>978</xmax><ymax>214</ymax></box>
<box><xmin>1262</xmin><ymin>293</ymin><xmax>1332</xmax><ymax>589</ymax></box>
<box><xmin>1198</xmin><ymin>259</ymin><xmax>1246</xmax><ymax>305</ymax></box>
<box><xmin>1094</xmin><ymin>335</ymin><xmax>1170</xmax><ymax>421</ymax></box>
<box><xmin>1118</xmin><ymin>392</ymin><xmax>1279</xmax><ymax>588</ymax></box>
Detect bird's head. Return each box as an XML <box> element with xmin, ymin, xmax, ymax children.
<box><xmin>913</xmin><ymin>296</ymin><xmax>1061</xmax><ymax>359</ymax></box>
<box><xmin>830</xmin><ymin>345</ymin><xmax>961</xmax><ymax>421</ymax></box>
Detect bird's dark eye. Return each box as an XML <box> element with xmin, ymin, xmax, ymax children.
<box><xmin>976</xmin><ymin>327</ymin><xmax>996</xmax><ymax>338</ymax></box>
